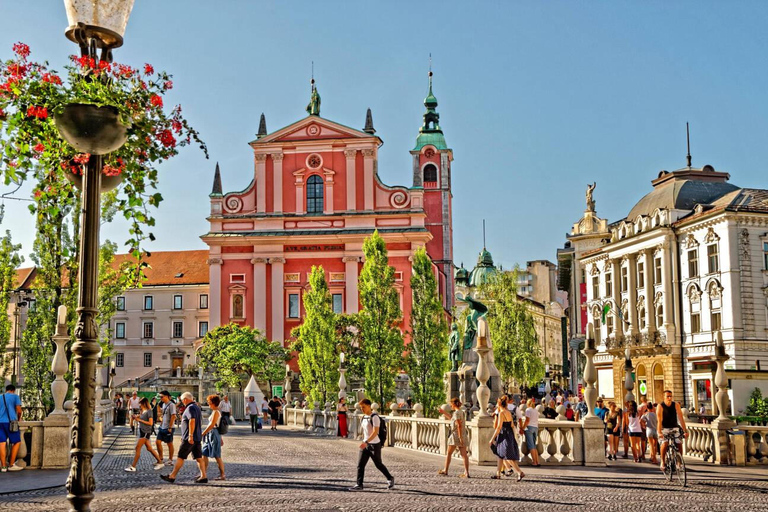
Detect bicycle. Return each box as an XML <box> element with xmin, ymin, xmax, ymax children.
<box><xmin>661</xmin><ymin>427</ymin><xmax>687</xmax><ymax>487</ymax></box>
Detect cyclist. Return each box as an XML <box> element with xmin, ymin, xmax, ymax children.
<box><xmin>656</xmin><ymin>390</ymin><xmax>688</xmax><ymax>472</ymax></box>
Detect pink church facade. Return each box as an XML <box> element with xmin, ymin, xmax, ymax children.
<box><xmin>202</xmin><ymin>77</ymin><xmax>454</xmax><ymax>363</ymax></box>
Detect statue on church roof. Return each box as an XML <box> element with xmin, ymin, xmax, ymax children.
<box><xmin>306</xmin><ymin>79</ymin><xmax>321</xmax><ymax>116</ymax></box>
<box><xmin>586</xmin><ymin>182</ymin><xmax>596</xmax><ymax>212</ymax></box>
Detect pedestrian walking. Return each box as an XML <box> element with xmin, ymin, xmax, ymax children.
<box><xmin>605</xmin><ymin>401</ymin><xmax>622</xmax><ymax>460</ymax></box>
<box><xmin>625</xmin><ymin>400</ymin><xmax>643</xmax><ymax>462</ymax></box>
<box><xmin>201</xmin><ymin>395</ymin><xmax>225</xmax><ymax>481</ymax></box>
<box><xmin>0</xmin><ymin>384</ymin><xmax>23</xmax><ymax>472</ymax></box>
<box><xmin>490</xmin><ymin>396</ymin><xmax>524</xmax><ymax>481</ymax></box>
<box><xmin>349</xmin><ymin>398</ymin><xmax>394</xmax><ymax>491</ymax></box>
<box><xmin>128</xmin><ymin>391</ymin><xmax>141</xmax><ymax>433</ymax></box>
<box><xmin>219</xmin><ymin>396</ymin><xmax>232</xmax><ymax>425</ymax></box>
<box><xmin>642</xmin><ymin>402</ymin><xmax>659</xmax><ymax>464</ymax></box>
<box><xmin>261</xmin><ymin>397</ymin><xmax>269</xmax><ymax>422</ymax></box>
<box><xmin>437</xmin><ymin>398</ymin><xmax>470</xmax><ymax>478</ymax></box>
<box><xmin>161</xmin><ymin>392</ymin><xmax>207</xmax><ymax>484</ymax></box>
<box><xmin>337</xmin><ymin>397</ymin><xmax>348</xmax><ymax>438</ymax></box>
<box><xmin>521</xmin><ymin>398</ymin><xmax>540</xmax><ymax>466</ymax></box>
<box><xmin>155</xmin><ymin>390</ymin><xmax>176</xmax><ymax>466</ymax></box>
<box><xmin>268</xmin><ymin>395</ymin><xmax>281</xmax><ymax>430</ymax></box>
<box><xmin>124</xmin><ymin>397</ymin><xmax>164</xmax><ymax>472</ymax></box>
<box><xmin>245</xmin><ymin>396</ymin><xmax>260</xmax><ymax>433</ymax></box>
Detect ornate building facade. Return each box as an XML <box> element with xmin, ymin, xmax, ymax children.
<box><xmin>201</xmin><ymin>75</ymin><xmax>455</xmax><ymax>352</ymax></box>
<box><xmin>575</xmin><ymin>162</ymin><xmax>768</xmax><ymax>413</ymax></box>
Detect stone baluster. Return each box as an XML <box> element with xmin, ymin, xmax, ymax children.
<box><xmin>710</xmin><ymin>331</ymin><xmax>735</xmax><ymax>464</ymax></box>
<box><xmin>624</xmin><ymin>348</ymin><xmax>635</xmax><ymax>404</ymax></box>
<box><xmin>560</xmin><ymin>427</ymin><xmax>572</xmax><ymax>461</ymax></box>
<box><xmin>50</xmin><ymin>305</ymin><xmax>69</xmax><ymax>416</ymax></box>
<box><xmin>338</xmin><ymin>353</ymin><xmax>347</xmax><ymax>400</ymax></box>
<box><xmin>581</xmin><ymin>324</ymin><xmax>606</xmax><ymax>466</ymax></box>
<box><xmin>42</xmin><ymin>305</ymin><xmax>72</xmax><ymax>469</ymax></box>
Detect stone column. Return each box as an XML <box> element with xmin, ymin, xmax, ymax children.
<box><xmin>338</xmin><ymin>353</ymin><xmax>347</xmax><ymax>400</ymax></box>
<box><xmin>469</xmin><ymin>317</ymin><xmax>495</xmax><ymax>466</ymax></box>
<box><xmin>343</xmin><ymin>256</ymin><xmax>359</xmax><ymax>314</ymax></box>
<box><xmin>611</xmin><ymin>258</ymin><xmax>623</xmax><ymax>343</ymax></box>
<box><xmin>581</xmin><ymin>323</ymin><xmax>606</xmax><ymax>466</ymax></box>
<box><xmin>255</xmin><ymin>153</ymin><xmax>267</xmax><ymax>213</ymax></box>
<box><xmin>43</xmin><ymin>305</ymin><xmax>72</xmax><ymax>469</ymax></box>
<box><xmin>271</xmin><ymin>153</ymin><xmax>284</xmax><ymax>213</ymax></box>
<box><xmin>252</xmin><ymin>257</ymin><xmax>268</xmax><ymax>333</ymax></box>
<box><xmin>661</xmin><ymin>236</ymin><xmax>676</xmax><ymax>343</ymax></box>
<box><xmin>208</xmin><ymin>257</ymin><xmax>223</xmax><ymax>327</ymax></box>
<box><xmin>644</xmin><ymin>249</ymin><xmax>656</xmax><ymax>334</ymax></box>
<box><xmin>624</xmin><ymin>348</ymin><xmax>635</xmax><ymax>404</ymax></box>
<box><xmin>324</xmin><ymin>173</ymin><xmax>334</xmax><ymax>214</ymax></box>
<box><xmin>710</xmin><ymin>331</ymin><xmax>735</xmax><ymax>464</ymax></box>
<box><xmin>344</xmin><ymin>149</ymin><xmax>357</xmax><ymax>211</ymax></box>
<box><xmin>627</xmin><ymin>254</ymin><xmax>639</xmax><ymax>337</ymax></box>
<box><xmin>362</xmin><ymin>149</ymin><xmax>375</xmax><ymax>210</ymax></box>
<box><xmin>270</xmin><ymin>257</ymin><xmax>285</xmax><ymax>343</ymax></box>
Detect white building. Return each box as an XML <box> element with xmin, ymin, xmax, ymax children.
<box><xmin>577</xmin><ymin>163</ymin><xmax>768</xmax><ymax>414</ymax></box>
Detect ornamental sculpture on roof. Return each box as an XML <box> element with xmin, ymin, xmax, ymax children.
<box><xmin>586</xmin><ymin>182</ymin><xmax>596</xmax><ymax>212</ymax></box>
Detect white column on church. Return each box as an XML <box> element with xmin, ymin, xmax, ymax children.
<box><xmin>661</xmin><ymin>235</ymin><xmax>675</xmax><ymax>342</ymax></box>
<box><xmin>271</xmin><ymin>153</ymin><xmax>283</xmax><ymax>213</ymax></box>
<box><xmin>644</xmin><ymin>248</ymin><xmax>656</xmax><ymax>334</ymax></box>
<box><xmin>252</xmin><ymin>258</ymin><xmax>267</xmax><ymax>333</ymax></box>
<box><xmin>255</xmin><ymin>153</ymin><xmax>267</xmax><ymax>213</ymax></box>
<box><xmin>627</xmin><ymin>254</ymin><xmax>639</xmax><ymax>337</ymax></box>
<box><xmin>345</xmin><ymin>149</ymin><xmax>357</xmax><ymax>211</ymax></box>
<box><xmin>208</xmin><ymin>257</ymin><xmax>222</xmax><ymax>327</ymax></box>
<box><xmin>362</xmin><ymin>149</ymin><xmax>375</xmax><ymax>210</ymax></box>
<box><xmin>270</xmin><ymin>257</ymin><xmax>285</xmax><ymax>343</ymax></box>
<box><xmin>611</xmin><ymin>258</ymin><xmax>623</xmax><ymax>343</ymax></box>
<box><xmin>343</xmin><ymin>256</ymin><xmax>359</xmax><ymax>314</ymax></box>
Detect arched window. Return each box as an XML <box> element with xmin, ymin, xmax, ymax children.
<box><xmin>306</xmin><ymin>175</ymin><xmax>324</xmax><ymax>214</ymax></box>
<box><xmin>423</xmin><ymin>164</ymin><xmax>438</xmax><ymax>183</ymax></box>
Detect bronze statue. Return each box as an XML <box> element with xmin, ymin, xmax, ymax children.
<box><xmin>448</xmin><ymin>322</ymin><xmax>461</xmax><ymax>371</ymax></box>
<box><xmin>586</xmin><ymin>182</ymin><xmax>596</xmax><ymax>212</ymax></box>
<box><xmin>456</xmin><ymin>293</ymin><xmax>488</xmax><ymax>351</ymax></box>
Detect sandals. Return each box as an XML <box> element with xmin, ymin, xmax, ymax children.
<box><xmin>214</xmin><ymin>476</ymin><xmax>226</xmax><ymax>481</ymax></box>
<box><xmin>459</xmin><ymin>473</ymin><xmax>469</xmax><ymax>478</ymax></box>
<box><xmin>517</xmin><ymin>472</ymin><xmax>525</xmax><ymax>482</ymax></box>
<box><xmin>491</xmin><ymin>474</ymin><xmax>502</xmax><ymax>479</ymax></box>
<box><xmin>437</xmin><ymin>469</ymin><xmax>448</xmax><ymax>476</ymax></box>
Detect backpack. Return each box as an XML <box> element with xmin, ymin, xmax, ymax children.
<box><xmin>565</xmin><ymin>408</ymin><xmax>575</xmax><ymax>421</ymax></box>
<box><xmin>370</xmin><ymin>413</ymin><xmax>387</xmax><ymax>444</ymax></box>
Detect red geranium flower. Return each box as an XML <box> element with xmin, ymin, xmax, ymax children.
<box><xmin>12</xmin><ymin>42</ymin><xmax>30</xmax><ymax>58</ymax></box>
<box><xmin>158</xmin><ymin>129</ymin><xmax>176</xmax><ymax>148</ymax></box>
<box><xmin>33</xmin><ymin>143</ymin><xmax>45</xmax><ymax>152</ymax></box>
<box><xmin>34</xmin><ymin>190</ymin><xmax>42</xmax><ymax>199</ymax></box>
<box><xmin>150</xmin><ymin>95</ymin><xmax>163</xmax><ymax>108</ymax></box>
<box><xmin>144</xmin><ymin>63</ymin><xmax>154</xmax><ymax>75</ymax></box>
<box><xmin>163</xmin><ymin>80</ymin><xmax>173</xmax><ymax>90</ymax></box>
<box><xmin>26</xmin><ymin>106</ymin><xmax>48</xmax><ymax>119</ymax></box>
<box><xmin>42</xmin><ymin>73</ymin><xmax>62</xmax><ymax>85</ymax></box>
<box><xmin>171</xmin><ymin>120</ymin><xmax>183</xmax><ymax>133</ymax></box>
<box><xmin>73</xmin><ymin>153</ymin><xmax>91</xmax><ymax>164</ymax></box>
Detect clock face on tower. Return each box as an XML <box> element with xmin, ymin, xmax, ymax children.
<box><xmin>424</xmin><ymin>148</ymin><xmax>435</xmax><ymax>158</ymax></box>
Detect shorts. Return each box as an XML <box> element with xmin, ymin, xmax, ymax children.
<box><xmin>629</xmin><ymin>432</ymin><xmax>642</xmax><ymax>438</ymax></box>
<box><xmin>646</xmin><ymin>429</ymin><xmax>658</xmax><ymax>439</ymax></box>
<box><xmin>661</xmin><ymin>428</ymin><xmax>683</xmax><ymax>445</ymax></box>
<box><xmin>0</xmin><ymin>423</ymin><xmax>21</xmax><ymax>444</ymax></box>
<box><xmin>157</xmin><ymin>428</ymin><xmax>174</xmax><ymax>443</ymax></box>
<box><xmin>177</xmin><ymin>440</ymin><xmax>203</xmax><ymax>460</ymax></box>
<box><xmin>524</xmin><ymin>427</ymin><xmax>538</xmax><ymax>450</ymax></box>
<box><xmin>138</xmin><ymin>431</ymin><xmax>152</xmax><ymax>440</ymax></box>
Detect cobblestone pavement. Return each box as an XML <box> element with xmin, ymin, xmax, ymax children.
<box><xmin>2</xmin><ymin>424</ymin><xmax>767</xmax><ymax>511</ymax></box>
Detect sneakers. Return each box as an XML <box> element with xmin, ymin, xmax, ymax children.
<box><xmin>0</xmin><ymin>467</ymin><xmax>7</xmax><ymax>473</ymax></box>
<box><xmin>387</xmin><ymin>478</ymin><xmax>395</xmax><ymax>489</ymax></box>
<box><xmin>164</xmin><ymin>459</ymin><xmax>175</xmax><ymax>466</ymax></box>
<box><xmin>124</xmin><ymin>466</ymin><xmax>136</xmax><ymax>472</ymax></box>
<box><xmin>349</xmin><ymin>484</ymin><xmax>364</xmax><ymax>491</ymax></box>
<box><xmin>153</xmin><ymin>462</ymin><xmax>165</xmax><ymax>471</ymax></box>
<box><xmin>7</xmin><ymin>464</ymin><xmax>23</xmax><ymax>472</ymax></box>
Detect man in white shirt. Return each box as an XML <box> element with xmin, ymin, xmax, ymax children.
<box><xmin>350</xmin><ymin>398</ymin><xmax>394</xmax><ymax>491</ymax></box>
<box><xmin>155</xmin><ymin>390</ymin><xmax>177</xmax><ymax>465</ymax></box>
<box><xmin>245</xmin><ymin>396</ymin><xmax>261</xmax><ymax>433</ymax></box>
<box><xmin>220</xmin><ymin>396</ymin><xmax>232</xmax><ymax>425</ymax></box>
<box><xmin>128</xmin><ymin>391</ymin><xmax>141</xmax><ymax>433</ymax></box>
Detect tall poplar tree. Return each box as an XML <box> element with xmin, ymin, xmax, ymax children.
<box><xmin>481</xmin><ymin>269</ymin><xmax>545</xmax><ymax>388</ymax></box>
<box><xmin>358</xmin><ymin>231</ymin><xmax>404</xmax><ymax>406</ymax></box>
<box><xmin>407</xmin><ymin>247</ymin><xmax>448</xmax><ymax>416</ymax></box>
<box><xmin>0</xmin><ymin>206</ymin><xmax>23</xmax><ymax>380</ymax></box>
<box><xmin>292</xmin><ymin>266</ymin><xmax>339</xmax><ymax>404</ymax></box>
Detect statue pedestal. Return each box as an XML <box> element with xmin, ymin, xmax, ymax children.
<box><xmin>444</xmin><ymin>371</ymin><xmax>460</xmax><ymax>403</ymax></box>
<box><xmin>711</xmin><ymin>418</ymin><xmax>735</xmax><ymax>465</ymax></box>
<box><xmin>469</xmin><ymin>414</ymin><xmax>496</xmax><ymax>466</ymax></box>
<box><xmin>581</xmin><ymin>416</ymin><xmax>606</xmax><ymax>466</ymax></box>
<box><xmin>42</xmin><ymin>413</ymin><xmax>72</xmax><ymax>469</ymax></box>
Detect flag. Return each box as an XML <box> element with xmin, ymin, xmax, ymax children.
<box><xmin>601</xmin><ymin>303</ymin><xmax>611</xmax><ymax>323</ymax></box>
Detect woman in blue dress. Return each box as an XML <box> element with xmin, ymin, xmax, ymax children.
<box><xmin>489</xmin><ymin>395</ymin><xmax>524</xmax><ymax>481</ymax></box>
<box><xmin>202</xmin><ymin>395</ymin><xmax>225</xmax><ymax>480</ymax></box>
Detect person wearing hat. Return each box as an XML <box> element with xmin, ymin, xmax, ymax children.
<box><xmin>155</xmin><ymin>391</ymin><xmax>177</xmax><ymax>466</ymax></box>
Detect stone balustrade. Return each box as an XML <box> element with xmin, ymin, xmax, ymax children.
<box><xmin>743</xmin><ymin>425</ymin><xmax>768</xmax><ymax>465</ymax></box>
<box><xmin>684</xmin><ymin>423</ymin><xmax>715</xmax><ymax>462</ymax></box>
<box><xmin>521</xmin><ymin>419</ymin><xmax>583</xmax><ymax>465</ymax></box>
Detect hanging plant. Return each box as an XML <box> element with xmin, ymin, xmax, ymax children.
<box><xmin>0</xmin><ymin>42</ymin><xmax>208</xmax><ymax>259</ymax></box>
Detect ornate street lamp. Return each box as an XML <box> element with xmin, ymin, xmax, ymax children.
<box><xmin>57</xmin><ymin>2</ymin><xmax>135</xmax><ymax>511</ymax></box>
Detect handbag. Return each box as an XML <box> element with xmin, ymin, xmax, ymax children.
<box><xmin>3</xmin><ymin>394</ymin><xmax>19</xmax><ymax>433</ymax></box>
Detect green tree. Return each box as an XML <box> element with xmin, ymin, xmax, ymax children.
<box><xmin>292</xmin><ymin>266</ymin><xmax>339</xmax><ymax>404</ymax></box>
<box><xmin>481</xmin><ymin>269</ymin><xmax>545</xmax><ymax>388</ymax></box>
<box><xmin>0</xmin><ymin>206</ymin><xmax>23</xmax><ymax>380</ymax></box>
<box><xmin>746</xmin><ymin>388</ymin><xmax>768</xmax><ymax>417</ymax></box>
<box><xmin>358</xmin><ymin>231</ymin><xmax>404</xmax><ymax>406</ymax></box>
<box><xmin>197</xmin><ymin>323</ymin><xmax>270</xmax><ymax>390</ymax></box>
<box><xmin>407</xmin><ymin>247</ymin><xmax>448</xmax><ymax>416</ymax></box>
<box><xmin>256</xmin><ymin>340</ymin><xmax>290</xmax><ymax>398</ymax></box>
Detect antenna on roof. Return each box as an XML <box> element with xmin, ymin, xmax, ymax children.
<box><xmin>483</xmin><ymin>219</ymin><xmax>486</xmax><ymax>249</ymax></box>
<box><xmin>686</xmin><ymin>122</ymin><xmax>692</xmax><ymax>167</ymax></box>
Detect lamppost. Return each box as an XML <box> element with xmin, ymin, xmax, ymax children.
<box><xmin>56</xmin><ymin>2</ymin><xmax>135</xmax><ymax>511</ymax></box>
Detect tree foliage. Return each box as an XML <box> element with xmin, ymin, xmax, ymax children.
<box><xmin>197</xmin><ymin>323</ymin><xmax>278</xmax><ymax>391</ymax></box>
<box><xmin>407</xmin><ymin>247</ymin><xmax>448</xmax><ymax>416</ymax></box>
<box><xmin>292</xmin><ymin>266</ymin><xmax>339</xmax><ymax>404</ymax></box>
<box><xmin>358</xmin><ymin>231</ymin><xmax>404</xmax><ymax>406</ymax></box>
<box><xmin>481</xmin><ymin>268</ymin><xmax>545</xmax><ymax>387</ymax></box>
<box><xmin>746</xmin><ymin>387</ymin><xmax>768</xmax><ymax>417</ymax></box>
<box><xmin>0</xmin><ymin>206</ymin><xmax>23</xmax><ymax>380</ymax></box>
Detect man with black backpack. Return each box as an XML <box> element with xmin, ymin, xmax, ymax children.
<box><xmin>349</xmin><ymin>398</ymin><xmax>394</xmax><ymax>491</ymax></box>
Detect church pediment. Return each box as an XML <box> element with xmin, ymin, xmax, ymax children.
<box><xmin>251</xmin><ymin>116</ymin><xmax>378</xmax><ymax>145</ymax></box>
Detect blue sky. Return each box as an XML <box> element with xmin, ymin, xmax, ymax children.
<box><xmin>2</xmin><ymin>1</ymin><xmax>768</xmax><ymax>272</ymax></box>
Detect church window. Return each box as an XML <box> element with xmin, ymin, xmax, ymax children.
<box><xmin>688</xmin><ymin>249</ymin><xmax>699</xmax><ymax>278</ymax></box>
<box><xmin>423</xmin><ymin>164</ymin><xmax>438</xmax><ymax>184</ymax></box>
<box><xmin>707</xmin><ymin>244</ymin><xmax>719</xmax><ymax>274</ymax></box>
<box><xmin>306</xmin><ymin>175</ymin><xmax>324</xmax><ymax>214</ymax></box>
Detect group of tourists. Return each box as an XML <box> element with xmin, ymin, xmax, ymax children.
<box><xmin>244</xmin><ymin>395</ymin><xmax>284</xmax><ymax>433</ymax></box>
<box><xmin>594</xmin><ymin>390</ymin><xmax>688</xmax><ymax>470</ymax></box>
